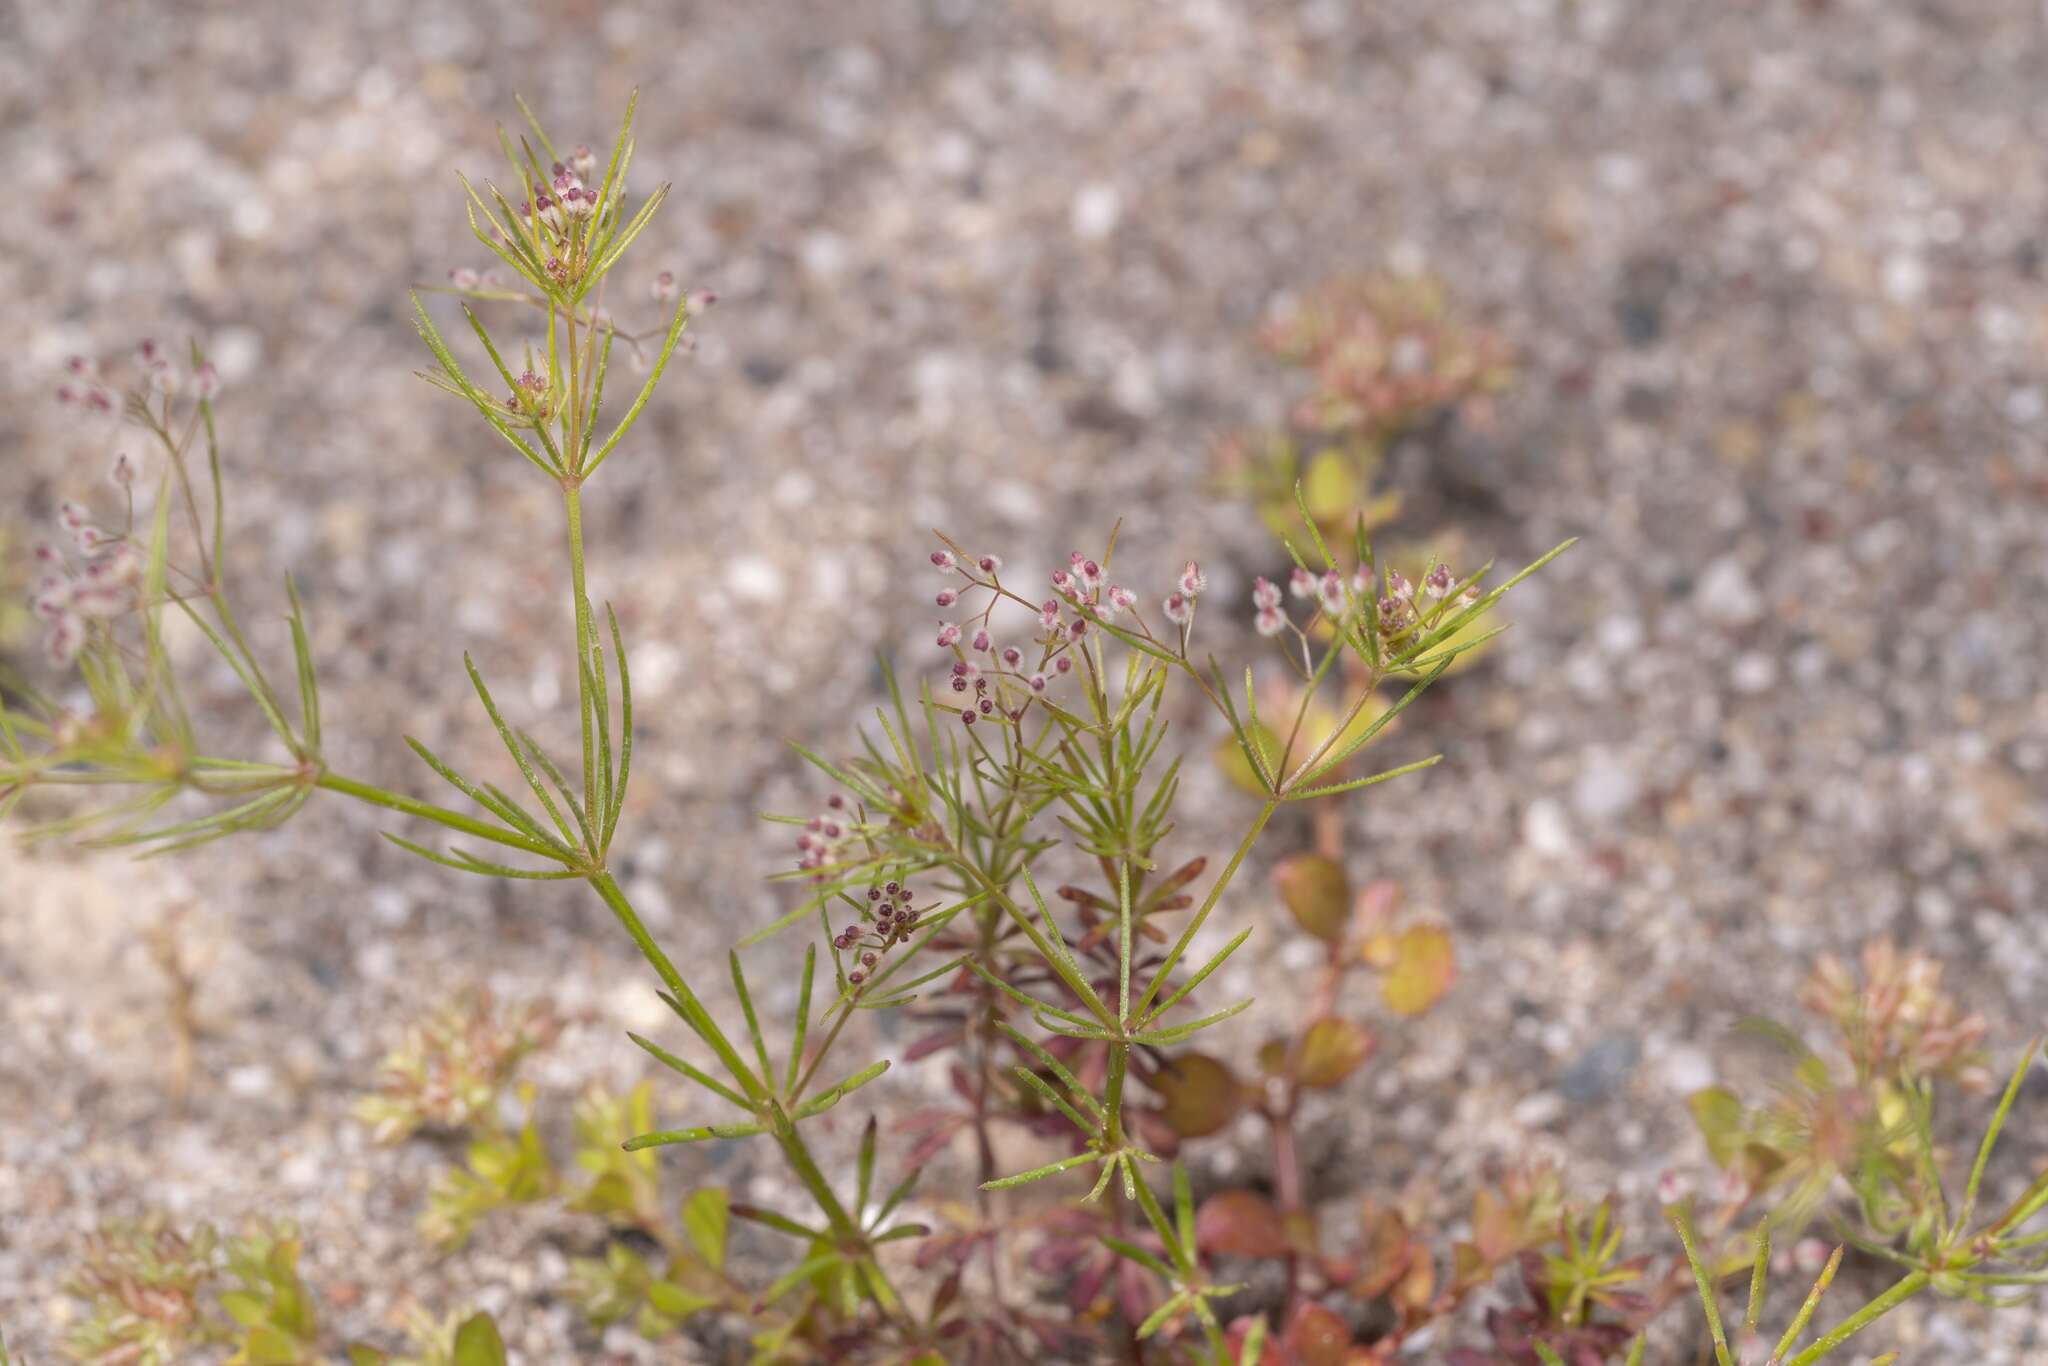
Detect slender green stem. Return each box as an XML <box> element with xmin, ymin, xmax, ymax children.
<box><xmin>1784</xmin><ymin>1271</ymin><xmax>1928</xmax><ymax>1366</ymax></box>
<box><xmin>586</xmin><ymin>871</ymin><xmax>756</xmax><ymax>1093</ymax></box>
<box><xmin>563</xmin><ymin>483</ymin><xmax>598</xmax><ymax>840</ymax></box>
<box><xmin>1133</xmin><ymin>800</ymin><xmax>1275</xmax><ymax>1020</ymax></box>
<box><xmin>314</xmin><ymin>771</ymin><xmax>561</xmax><ymax>859</ymax></box>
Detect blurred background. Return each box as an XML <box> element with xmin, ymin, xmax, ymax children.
<box><xmin>3</xmin><ymin>0</ymin><xmax>2046</xmax><ymax>1359</ymax></box>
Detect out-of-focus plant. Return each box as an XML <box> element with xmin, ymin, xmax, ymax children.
<box><xmin>52</xmin><ymin>1215</ymin><xmax>495</xmax><ymax>1366</ymax></box>
<box><xmin>1219</xmin><ymin>274</ymin><xmax>1512</xmax><ymax>543</ymax></box>
<box><xmin>52</xmin><ymin>1209</ymin><xmax>528</xmax><ymax>1365</ymax></box>
<box><xmin>351</xmin><ymin>990</ymin><xmax>798</xmax><ymax>1352</ymax></box>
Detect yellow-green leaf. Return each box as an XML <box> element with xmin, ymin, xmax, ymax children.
<box><xmin>1275</xmin><ymin>853</ymin><xmax>1350</xmax><ymax>943</ymax></box>
<box><xmin>1297</xmin><ymin>1018</ymin><xmax>1374</xmax><ymax>1089</ymax></box>
<box><xmin>1380</xmin><ymin>925</ymin><xmax>1455</xmax><ymax>1017</ymax></box>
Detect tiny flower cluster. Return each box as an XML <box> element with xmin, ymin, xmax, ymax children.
<box><xmin>54</xmin><ymin>342</ymin><xmax>218</xmax><ymax>416</ymax></box>
<box><xmin>929</xmin><ymin>545</ymin><xmax>1214</xmax><ymax>725</ymax></box>
<box><xmin>510</xmin><ymin>147</ymin><xmax>609</xmax><ymax>287</ymax></box>
<box><xmin>1250</xmin><ymin>558</ymin><xmax>1477</xmax><ymax>645</ymax></box>
<box><xmin>29</xmin><ymin>502</ymin><xmax>143</xmax><ymax>667</ymax></box>
<box><xmin>792</xmin><ymin>792</ymin><xmax>853</xmax><ymax>874</ymax></box>
<box><xmin>833</xmin><ymin>878</ymin><xmax>923</xmax><ymax>986</ymax></box>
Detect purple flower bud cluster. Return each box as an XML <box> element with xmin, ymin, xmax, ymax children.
<box><xmin>793</xmin><ymin>791</ymin><xmax>853</xmax><ymax>874</ymax></box>
<box><xmin>29</xmin><ymin>497</ymin><xmax>144</xmax><ymax>668</ymax></box>
<box><xmin>930</xmin><ymin>545</ymin><xmax>1087</xmax><ymax>727</ymax></box>
<box><xmin>835</xmin><ymin>878</ymin><xmax>922</xmax><ymax>986</ymax></box>
<box><xmin>931</xmin><ymin>543</ymin><xmax>1217</xmax><ymax>713</ymax></box>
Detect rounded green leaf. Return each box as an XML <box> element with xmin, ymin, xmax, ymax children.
<box><xmin>1148</xmin><ymin>1053</ymin><xmax>1243</xmax><ymax>1138</ymax></box>
<box><xmin>1275</xmin><ymin>853</ymin><xmax>1350</xmax><ymax>944</ymax></box>
<box><xmin>1380</xmin><ymin>925</ymin><xmax>1456</xmax><ymax>1017</ymax></box>
<box><xmin>1297</xmin><ymin>1018</ymin><xmax>1374</xmax><ymax>1089</ymax></box>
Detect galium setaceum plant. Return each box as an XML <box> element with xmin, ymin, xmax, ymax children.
<box><xmin>6</xmin><ymin>96</ymin><xmax>2046</xmax><ymax>1365</ymax></box>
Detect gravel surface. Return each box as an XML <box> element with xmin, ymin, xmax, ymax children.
<box><xmin>4</xmin><ymin>0</ymin><xmax>2047</xmax><ymax>1360</ymax></box>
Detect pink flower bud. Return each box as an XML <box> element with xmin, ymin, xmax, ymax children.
<box><xmin>1424</xmin><ymin>563</ymin><xmax>1452</xmax><ymax>599</ymax></box>
<box><xmin>1179</xmin><ymin>560</ymin><xmax>1206</xmax><ymax>597</ymax></box>
<box><xmin>1251</xmin><ymin>576</ymin><xmax>1281</xmax><ymax>610</ymax></box>
<box><xmin>149</xmin><ymin>364</ymin><xmax>180</xmax><ymax>396</ymax></box>
<box><xmin>970</xmin><ymin>628</ymin><xmax>992</xmax><ymax>653</ymax></box>
<box><xmin>936</xmin><ymin>589</ymin><xmax>958</xmax><ymax>607</ymax></box>
<box><xmin>1050</xmin><ymin>568</ymin><xmax>1074</xmax><ymax>595</ymax></box>
<box><xmin>1106</xmin><ymin>585</ymin><xmax>1135</xmax><ymax>613</ymax></box>
<box><xmin>1028</xmin><ymin>672</ymin><xmax>1047</xmax><ymax>692</ymax></box>
<box><xmin>1386</xmin><ymin>569</ymin><xmax>1413</xmax><ymax>601</ymax></box>
<box><xmin>1255</xmin><ymin>606</ymin><xmax>1287</xmax><ymax>637</ymax></box>
<box><xmin>977</xmin><ymin>555</ymin><xmax>1001</xmax><ymax>573</ymax></box>
<box><xmin>449</xmin><ymin>267</ymin><xmax>481</xmax><ymax>289</ymax></box>
<box><xmin>652</xmin><ymin>270</ymin><xmax>678</xmax><ymax>303</ymax></box>
<box><xmin>96</xmin><ymin>544</ymin><xmax>143</xmax><ymax>587</ymax></box>
<box><xmin>1000</xmin><ymin>646</ymin><xmax>1023</xmax><ymax>669</ymax></box>
<box><xmin>1318</xmin><ymin>569</ymin><xmax>1345</xmax><ymax>615</ymax></box>
<box><xmin>194</xmin><ymin>363</ymin><xmax>220</xmax><ymax>400</ymax></box>
<box><xmin>1163</xmin><ymin>592</ymin><xmax>1193</xmax><ymax>626</ymax></box>
<box><xmin>58</xmin><ymin>502</ymin><xmax>89</xmax><ymax>532</ymax></box>
<box><xmin>1289</xmin><ymin>566</ymin><xmax>1317</xmax><ymax>599</ymax></box>
<box><xmin>1054</xmin><ymin>656</ymin><xmax>1073</xmax><ymax>674</ymax></box>
<box><xmin>571</xmin><ymin>145</ymin><xmax>597</xmax><ymax>179</ymax></box>
<box><xmin>694</xmin><ymin>289</ymin><xmax>718</xmax><ymax>309</ymax></box>
<box><xmin>959</xmin><ymin>709</ymin><xmax>975</xmax><ymax>726</ymax></box>
<box><xmin>1352</xmin><ymin>565</ymin><xmax>1374</xmax><ymax>595</ymax></box>
<box><xmin>30</xmin><ymin>583</ymin><xmax>72</xmax><ymax>621</ymax></box>
<box><xmin>67</xmin><ymin>355</ymin><xmax>92</xmax><ymax>376</ymax></box>
<box><xmin>931</xmin><ymin>550</ymin><xmax>954</xmax><ymax>570</ymax></box>
<box><xmin>1039</xmin><ymin>600</ymin><xmax>1060</xmax><ymax>630</ymax></box>
<box><xmin>136</xmin><ymin>338</ymin><xmax>159</xmax><ymax>365</ymax></box>
<box><xmin>32</xmin><ymin>541</ymin><xmax>62</xmax><ymax>567</ymax></box>
<box><xmin>936</xmin><ymin>623</ymin><xmax>961</xmax><ymax>648</ymax></box>
<box><xmin>71</xmin><ymin>584</ymin><xmax>128</xmax><ymax>619</ymax></box>
<box><xmin>1068</xmin><ymin>618</ymin><xmax>1087</xmax><ymax>639</ymax></box>
<box><xmin>1077</xmin><ymin>559</ymin><xmax>1103</xmax><ymax>591</ymax></box>
<box><xmin>45</xmin><ymin>614</ymin><xmax>83</xmax><ymax>667</ymax></box>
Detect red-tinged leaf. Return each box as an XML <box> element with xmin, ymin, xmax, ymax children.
<box><xmin>1351</xmin><ymin>1203</ymin><xmax>1417</xmax><ymax>1299</ymax></box>
<box><xmin>905</xmin><ymin>1116</ymin><xmax>966</xmax><ymax>1168</ymax></box>
<box><xmin>929</xmin><ymin>1269</ymin><xmax>962</xmax><ymax>1323</ymax></box>
<box><xmin>1380</xmin><ymin>925</ymin><xmax>1455</xmax><ymax>1017</ymax></box>
<box><xmin>1146</xmin><ymin>1053</ymin><xmax>1243</xmax><ymax>1138</ymax></box>
<box><xmin>1276</xmin><ymin>853</ymin><xmax>1351</xmax><ymax>943</ymax></box>
<box><xmin>1196</xmin><ymin>1189</ymin><xmax>1291</xmax><ymax>1259</ymax></box>
<box><xmin>1129</xmin><ymin>1104</ymin><xmax>1183</xmax><ymax>1158</ymax></box>
<box><xmin>1145</xmin><ymin>857</ymin><xmax>1209</xmax><ymax>910</ymax></box>
<box><xmin>905</xmin><ymin>1025</ymin><xmax>966</xmax><ymax>1063</ymax></box>
<box><xmin>1283</xmin><ymin>1302</ymin><xmax>1354</xmax><ymax>1366</ymax></box>
<box><xmin>1297</xmin><ymin>1018</ymin><xmax>1375</xmax><ymax>1089</ymax></box>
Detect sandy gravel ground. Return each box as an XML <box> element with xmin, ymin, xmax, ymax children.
<box><xmin>3</xmin><ymin>0</ymin><xmax>2047</xmax><ymax>1360</ymax></box>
